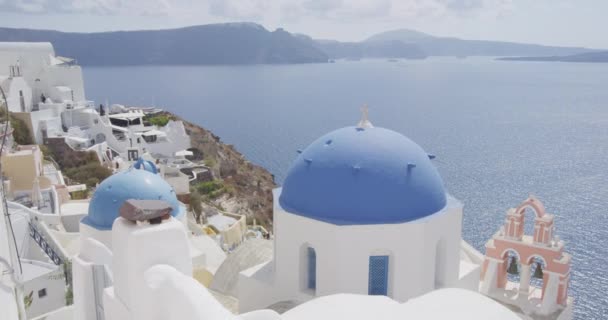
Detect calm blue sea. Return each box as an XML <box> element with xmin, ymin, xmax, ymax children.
<box><xmin>83</xmin><ymin>58</ymin><xmax>608</xmax><ymax>319</ymax></box>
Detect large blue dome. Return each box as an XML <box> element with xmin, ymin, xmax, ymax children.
<box><xmin>82</xmin><ymin>168</ymin><xmax>184</xmax><ymax>230</ymax></box>
<box><xmin>279</xmin><ymin>126</ymin><xmax>447</xmax><ymax>225</ymax></box>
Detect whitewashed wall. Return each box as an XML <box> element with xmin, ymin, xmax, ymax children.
<box><xmin>240</xmin><ymin>189</ymin><xmax>467</xmax><ymax>312</ymax></box>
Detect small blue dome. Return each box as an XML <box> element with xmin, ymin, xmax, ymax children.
<box><xmin>133</xmin><ymin>158</ymin><xmax>158</xmax><ymax>174</ymax></box>
<box><xmin>83</xmin><ymin>168</ymin><xmax>184</xmax><ymax>230</ymax></box>
<box><xmin>279</xmin><ymin>126</ymin><xmax>447</xmax><ymax>225</ymax></box>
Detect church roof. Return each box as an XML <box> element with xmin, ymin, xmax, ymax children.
<box><xmin>82</xmin><ymin>168</ymin><xmax>183</xmax><ymax>230</ymax></box>
<box><xmin>279</xmin><ymin>125</ymin><xmax>447</xmax><ymax>225</ymax></box>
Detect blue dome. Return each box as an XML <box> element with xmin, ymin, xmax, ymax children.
<box><xmin>83</xmin><ymin>168</ymin><xmax>184</xmax><ymax>230</ymax></box>
<box><xmin>133</xmin><ymin>158</ymin><xmax>158</xmax><ymax>174</ymax></box>
<box><xmin>279</xmin><ymin>126</ymin><xmax>447</xmax><ymax>225</ymax></box>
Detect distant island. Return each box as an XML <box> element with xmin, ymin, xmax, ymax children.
<box><xmin>361</xmin><ymin>29</ymin><xmax>596</xmax><ymax>58</ymax></box>
<box><xmin>0</xmin><ymin>23</ymin><xmax>329</xmax><ymax>66</ymax></box>
<box><xmin>497</xmin><ymin>51</ymin><xmax>608</xmax><ymax>63</ymax></box>
<box><xmin>0</xmin><ymin>23</ymin><xmax>601</xmax><ymax>66</ymax></box>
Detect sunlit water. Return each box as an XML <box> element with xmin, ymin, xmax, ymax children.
<box><xmin>83</xmin><ymin>58</ymin><xmax>608</xmax><ymax>319</ymax></box>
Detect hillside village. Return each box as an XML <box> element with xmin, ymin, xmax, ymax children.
<box><xmin>0</xmin><ymin>42</ymin><xmax>574</xmax><ymax>320</ymax></box>
<box><xmin>0</xmin><ymin>42</ymin><xmax>275</xmax><ymax>318</ymax></box>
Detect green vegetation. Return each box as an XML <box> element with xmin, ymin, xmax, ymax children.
<box><xmin>54</xmin><ymin>149</ymin><xmax>98</xmax><ymax>168</ymax></box>
<box><xmin>39</xmin><ymin>144</ymin><xmax>51</xmax><ymax>158</ymax></box>
<box><xmin>203</xmin><ymin>156</ymin><xmax>216</xmax><ymax>168</ymax></box>
<box><xmin>195</xmin><ymin>180</ymin><xmax>226</xmax><ymax>199</ymax></box>
<box><xmin>189</xmin><ymin>190</ymin><xmax>204</xmax><ymax>224</ymax></box>
<box><xmin>24</xmin><ymin>291</ymin><xmax>33</xmax><ymax>309</ymax></box>
<box><xmin>44</xmin><ymin>148</ymin><xmax>112</xmax><ymax>188</ymax></box>
<box><xmin>144</xmin><ymin>114</ymin><xmax>172</xmax><ymax>127</ymax></box>
<box><xmin>9</xmin><ymin>114</ymin><xmax>34</xmax><ymax>145</ymax></box>
<box><xmin>70</xmin><ymin>190</ymin><xmax>89</xmax><ymax>200</ymax></box>
<box><xmin>64</xmin><ymin>162</ymin><xmax>112</xmax><ymax>188</ymax></box>
<box><xmin>63</xmin><ymin>261</ymin><xmax>73</xmax><ymax>305</ymax></box>
<box><xmin>0</xmin><ymin>104</ymin><xmax>34</xmax><ymax>145</ymax></box>
<box><xmin>65</xmin><ymin>287</ymin><xmax>74</xmax><ymax>306</ymax></box>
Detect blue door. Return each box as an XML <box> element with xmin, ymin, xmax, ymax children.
<box><xmin>307</xmin><ymin>247</ymin><xmax>317</xmax><ymax>290</ymax></box>
<box><xmin>368</xmin><ymin>255</ymin><xmax>389</xmax><ymax>295</ymax></box>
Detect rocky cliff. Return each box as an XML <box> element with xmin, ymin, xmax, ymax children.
<box><xmin>173</xmin><ymin>113</ymin><xmax>276</xmax><ymax>228</ymax></box>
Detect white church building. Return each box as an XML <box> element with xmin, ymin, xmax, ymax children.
<box><xmin>238</xmin><ymin>115</ymin><xmax>481</xmax><ymax>312</ymax></box>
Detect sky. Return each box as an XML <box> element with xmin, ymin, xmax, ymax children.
<box><xmin>0</xmin><ymin>0</ymin><xmax>606</xmax><ymax>48</ymax></box>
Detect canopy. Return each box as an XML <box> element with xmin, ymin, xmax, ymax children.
<box><xmin>175</xmin><ymin>150</ymin><xmax>193</xmax><ymax>157</ymax></box>
<box><xmin>142</xmin><ymin>130</ymin><xmax>167</xmax><ymax>137</ymax></box>
<box><xmin>110</xmin><ymin>125</ymin><xmax>128</xmax><ymax>132</ymax></box>
<box><xmin>109</xmin><ymin>112</ymin><xmax>144</xmax><ymax>121</ymax></box>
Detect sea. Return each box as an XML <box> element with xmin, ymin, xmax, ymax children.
<box><xmin>83</xmin><ymin>57</ymin><xmax>608</xmax><ymax>319</ymax></box>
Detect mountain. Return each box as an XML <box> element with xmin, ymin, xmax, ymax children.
<box><xmin>365</xmin><ymin>29</ymin><xmax>596</xmax><ymax>57</ymax></box>
<box><xmin>497</xmin><ymin>51</ymin><xmax>608</xmax><ymax>63</ymax></box>
<box><xmin>0</xmin><ymin>24</ymin><xmax>600</xmax><ymax>65</ymax></box>
<box><xmin>0</xmin><ymin>23</ymin><xmax>329</xmax><ymax>66</ymax></box>
<box><xmin>366</xmin><ymin>29</ymin><xmax>435</xmax><ymax>43</ymax></box>
<box><xmin>313</xmin><ymin>39</ymin><xmax>427</xmax><ymax>60</ymax></box>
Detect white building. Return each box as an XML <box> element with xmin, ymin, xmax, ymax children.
<box><xmin>0</xmin><ymin>70</ymin><xmax>32</xmax><ymax>113</ymax></box>
<box><xmin>61</xmin><ymin>107</ymin><xmax>191</xmax><ymax>160</ymax></box>
<box><xmin>238</xmin><ymin>117</ymin><xmax>480</xmax><ymax>311</ymax></box>
<box><xmin>68</xmin><ymin>198</ymin><xmax>520</xmax><ymax>320</ymax></box>
<box><xmin>0</xmin><ymin>126</ymin><xmax>569</xmax><ymax>320</ymax></box>
<box><xmin>1</xmin><ymin>200</ymin><xmax>68</xmax><ymax>319</ymax></box>
<box><xmin>0</xmin><ymin>42</ymin><xmax>85</xmax><ymax>108</ymax></box>
<box><xmin>0</xmin><ymin>42</ymin><xmax>191</xmax><ymax>161</ymax></box>
<box><xmin>1</xmin><ymin>41</ymin><xmax>575</xmax><ymax>320</ymax></box>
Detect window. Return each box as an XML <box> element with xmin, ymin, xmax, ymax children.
<box><xmin>38</xmin><ymin>288</ymin><xmax>47</xmax><ymax>298</ymax></box>
<box><xmin>143</xmin><ymin>135</ymin><xmax>157</xmax><ymax>143</ymax></box>
<box><xmin>127</xmin><ymin>149</ymin><xmax>139</xmax><ymax>161</ymax></box>
<box><xmin>110</xmin><ymin>118</ymin><xmax>129</xmax><ymax>127</ymax></box>
<box><xmin>369</xmin><ymin>255</ymin><xmax>389</xmax><ymax>296</ymax></box>
<box><xmin>307</xmin><ymin>247</ymin><xmax>316</xmax><ymax>290</ymax></box>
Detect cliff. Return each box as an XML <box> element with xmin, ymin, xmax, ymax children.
<box><xmin>0</xmin><ymin>23</ymin><xmax>329</xmax><ymax>66</ymax></box>
<box><xmin>171</xmin><ymin>113</ymin><xmax>276</xmax><ymax>227</ymax></box>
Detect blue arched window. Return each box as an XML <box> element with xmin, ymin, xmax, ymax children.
<box><xmin>307</xmin><ymin>247</ymin><xmax>317</xmax><ymax>290</ymax></box>
<box><xmin>369</xmin><ymin>255</ymin><xmax>389</xmax><ymax>296</ymax></box>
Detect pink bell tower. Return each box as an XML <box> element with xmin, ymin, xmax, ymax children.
<box><xmin>480</xmin><ymin>196</ymin><xmax>573</xmax><ymax>318</ymax></box>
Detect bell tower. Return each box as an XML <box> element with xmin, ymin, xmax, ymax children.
<box><xmin>480</xmin><ymin>196</ymin><xmax>572</xmax><ymax>317</ymax></box>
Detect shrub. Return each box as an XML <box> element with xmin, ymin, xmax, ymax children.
<box><xmin>189</xmin><ymin>190</ymin><xmax>204</xmax><ymax>224</ymax></box>
<box><xmin>196</xmin><ymin>180</ymin><xmax>224</xmax><ymax>195</ymax></box>
<box><xmin>145</xmin><ymin>114</ymin><xmax>171</xmax><ymax>127</ymax></box>
<box><xmin>203</xmin><ymin>156</ymin><xmax>216</xmax><ymax>168</ymax></box>
<box><xmin>9</xmin><ymin>113</ymin><xmax>33</xmax><ymax>145</ymax></box>
<box><xmin>64</xmin><ymin>163</ymin><xmax>112</xmax><ymax>188</ymax></box>
<box><xmin>71</xmin><ymin>190</ymin><xmax>88</xmax><ymax>200</ymax></box>
<box><xmin>39</xmin><ymin>144</ymin><xmax>51</xmax><ymax>158</ymax></box>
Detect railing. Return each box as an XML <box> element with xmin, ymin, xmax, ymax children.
<box><xmin>29</xmin><ymin>224</ymin><xmax>63</xmax><ymax>265</ymax></box>
<box><xmin>6</xmin><ymin>202</ymin><xmax>70</xmax><ymax>265</ymax></box>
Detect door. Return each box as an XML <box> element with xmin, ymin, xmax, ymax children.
<box><xmin>368</xmin><ymin>255</ymin><xmax>389</xmax><ymax>296</ymax></box>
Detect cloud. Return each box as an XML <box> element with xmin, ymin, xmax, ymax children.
<box><xmin>0</xmin><ymin>0</ymin><xmax>175</xmax><ymax>15</ymax></box>
<box><xmin>0</xmin><ymin>0</ymin><xmax>514</xmax><ymax>20</ymax></box>
<box><xmin>207</xmin><ymin>0</ymin><xmax>270</xmax><ymax>20</ymax></box>
<box><xmin>439</xmin><ymin>0</ymin><xmax>484</xmax><ymax>11</ymax></box>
